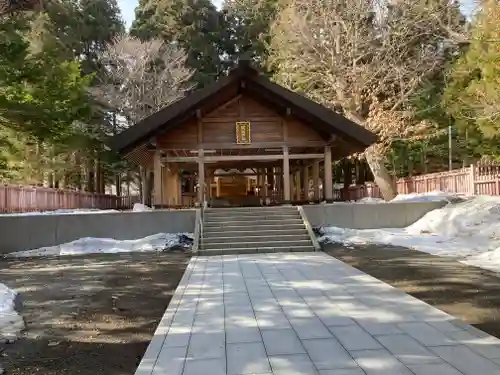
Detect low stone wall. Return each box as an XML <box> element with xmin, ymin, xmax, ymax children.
<box><xmin>303</xmin><ymin>201</ymin><xmax>446</xmax><ymax>229</ymax></box>
<box><xmin>0</xmin><ymin>209</ymin><xmax>196</xmax><ymax>254</ymax></box>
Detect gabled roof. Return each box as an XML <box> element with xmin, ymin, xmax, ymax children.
<box><xmin>108</xmin><ymin>59</ymin><xmax>377</xmax><ymax>155</ymax></box>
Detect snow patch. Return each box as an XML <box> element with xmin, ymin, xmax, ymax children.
<box><xmin>318</xmin><ymin>195</ymin><xmax>500</xmax><ymax>273</ymax></box>
<box><xmin>356</xmin><ymin>190</ymin><xmax>460</xmax><ymax>204</ymax></box>
<box><xmin>6</xmin><ymin>233</ymin><xmax>193</xmax><ymax>258</ymax></box>
<box><xmin>0</xmin><ymin>208</ymin><xmax>118</xmax><ymax>216</ymax></box>
<box><xmin>0</xmin><ymin>284</ymin><xmax>24</xmax><ymax>341</ymax></box>
<box><xmin>132</xmin><ymin>203</ymin><xmax>153</xmax><ymax>212</ymax></box>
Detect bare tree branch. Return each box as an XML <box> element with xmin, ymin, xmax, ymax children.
<box><xmin>92</xmin><ymin>34</ymin><xmax>195</xmax><ymax>127</ymax></box>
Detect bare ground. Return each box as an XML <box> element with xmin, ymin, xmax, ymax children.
<box><xmin>323</xmin><ymin>243</ymin><xmax>500</xmax><ymax>338</ymax></box>
<box><xmin>0</xmin><ymin>252</ymin><xmax>190</xmax><ymax>375</ymax></box>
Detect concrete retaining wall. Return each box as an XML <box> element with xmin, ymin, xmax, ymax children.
<box><xmin>303</xmin><ymin>201</ymin><xmax>446</xmax><ymax>229</ymax></box>
<box><xmin>0</xmin><ymin>209</ymin><xmax>196</xmax><ymax>254</ymax></box>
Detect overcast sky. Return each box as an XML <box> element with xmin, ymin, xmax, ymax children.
<box><xmin>118</xmin><ymin>0</ymin><xmax>476</xmax><ymax>29</ymax></box>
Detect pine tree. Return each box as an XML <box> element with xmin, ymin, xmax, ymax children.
<box><xmin>444</xmin><ymin>0</ymin><xmax>500</xmax><ymax>159</ymax></box>
<box><xmin>131</xmin><ymin>0</ymin><xmax>224</xmax><ymax>87</ymax></box>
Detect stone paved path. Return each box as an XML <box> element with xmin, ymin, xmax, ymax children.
<box><xmin>136</xmin><ymin>252</ymin><xmax>500</xmax><ymax>375</ymax></box>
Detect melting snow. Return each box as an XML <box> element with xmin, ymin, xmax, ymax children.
<box><xmin>0</xmin><ymin>284</ymin><xmax>24</xmax><ymax>341</ymax></box>
<box><xmin>6</xmin><ymin>233</ymin><xmax>193</xmax><ymax>258</ymax></box>
<box><xmin>319</xmin><ymin>195</ymin><xmax>500</xmax><ymax>273</ymax></box>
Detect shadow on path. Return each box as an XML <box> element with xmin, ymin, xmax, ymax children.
<box><xmin>0</xmin><ymin>252</ymin><xmax>190</xmax><ymax>375</ymax></box>
<box><xmin>324</xmin><ymin>243</ymin><xmax>500</xmax><ymax>338</ymax></box>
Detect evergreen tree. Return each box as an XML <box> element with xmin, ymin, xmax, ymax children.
<box><xmin>444</xmin><ymin>0</ymin><xmax>500</xmax><ymax>159</ymax></box>
<box><xmin>131</xmin><ymin>0</ymin><xmax>224</xmax><ymax>87</ymax></box>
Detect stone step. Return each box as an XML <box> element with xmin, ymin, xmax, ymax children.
<box><xmin>202</xmin><ymin>223</ymin><xmax>306</xmax><ymax>233</ymax></box>
<box><xmin>205</xmin><ymin>207</ymin><xmax>297</xmax><ymax>216</ymax></box>
<box><xmin>204</xmin><ymin>218</ymin><xmax>303</xmax><ymax>228</ymax></box>
<box><xmin>204</xmin><ymin>213</ymin><xmax>300</xmax><ymax>223</ymax></box>
<box><xmin>202</xmin><ymin>228</ymin><xmax>309</xmax><ymax>239</ymax></box>
<box><xmin>197</xmin><ymin>245</ymin><xmax>316</xmax><ymax>256</ymax></box>
<box><xmin>201</xmin><ymin>239</ymin><xmax>313</xmax><ymax>251</ymax></box>
<box><xmin>202</xmin><ymin>233</ymin><xmax>310</xmax><ymax>245</ymax></box>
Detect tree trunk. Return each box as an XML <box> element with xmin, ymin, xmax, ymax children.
<box><xmin>115</xmin><ymin>174</ymin><xmax>122</xmax><ymax>196</ymax></box>
<box><xmin>87</xmin><ymin>158</ymin><xmax>95</xmax><ymax>193</ymax></box>
<box><xmin>365</xmin><ymin>146</ymin><xmax>397</xmax><ymax>201</ymax></box>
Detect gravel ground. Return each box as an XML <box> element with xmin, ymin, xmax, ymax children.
<box><xmin>0</xmin><ymin>252</ymin><xmax>190</xmax><ymax>375</ymax></box>
<box><xmin>323</xmin><ymin>243</ymin><xmax>500</xmax><ymax>338</ymax></box>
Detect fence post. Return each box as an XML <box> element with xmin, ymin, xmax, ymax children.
<box><xmin>469</xmin><ymin>164</ymin><xmax>475</xmax><ymax>196</ymax></box>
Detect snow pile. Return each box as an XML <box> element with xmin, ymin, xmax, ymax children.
<box><xmin>356</xmin><ymin>191</ymin><xmax>460</xmax><ymax>204</ymax></box>
<box><xmin>318</xmin><ymin>195</ymin><xmax>500</xmax><ymax>273</ymax></box>
<box><xmin>0</xmin><ymin>284</ymin><xmax>24</xmax><ymax>341</ymax></box>
<box><xmin>357</xmin><ymin>197</ymin><xmax>385</xmax><ymax>203</ymax></box>
<box><xmin>6</xmin><ymin>233</ymin><xmax>193</xmax><ymax>258</ymax></box>
<box><xmin>392</xmin><ymin>191</ymin><xmax>461</xmax><ymax>203</ymax></box>
<box><xmin>1</xmin><ymin>208</ymin><xmax>118</xmax><ymax>216</ymax></box>
<box><xmin>132</xmin><ymin>203</ymin><xmax>153</xmax><ymax>212</ymax></box>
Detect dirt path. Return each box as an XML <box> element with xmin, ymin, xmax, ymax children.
<box><xmin>324</xmin><ymin>243</ymin><xmax>500</xmax><ymax>338</ymax></box>
<box><xmin>0</xmin><ymin>252</ymin><xmax>190</xmax><ymax>375</ymax></box>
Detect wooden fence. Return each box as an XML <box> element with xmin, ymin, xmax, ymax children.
<box><xmin>0</xmin><ymin>185</ymin><xmax>140</xmax><ymax>213</ymax></box>
<box><xmin>339</xmin><ymin>162</ymin><xmax>500</xmax><ymax>201</ymax></box>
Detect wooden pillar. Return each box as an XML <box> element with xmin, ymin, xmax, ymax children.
<box><xmin>153</xmin><ymin>151</ymin><xmax>163</xmax><ymax>206</ymax></box>
<box><xmin>216</xmin><ymin>177</ymin><xmax>221</xmax><ymax>197</ymax></box>
<box><xmin>303</xmin><ymin>166</ymin><xmax>309</xmax><ymax>201</ymax></box>
<box><xmin>283</xmin><ymin>146</ymin><xmax>290</xmax><ymax>202</ymax></box>
<box><xmin>324</xmin><ymin>146</ymin><xmax>333</xmax><ymax>201</ymax></box>
<box><xmin>205</xmin><ymin>169</ymin><xmax>212</xmax><ymax>202</ymax></box>
<box><xmin>197</xmin><ymin>149</ymin><xmax>205</xmax><ymax>205</ymax></box>
<box><xmin>258</xmin><ymin>169</ymin><xmax>264</xmax><ymax>199</ymax></box>
<box><xmin>313</xmin><ymin>161</ymin><xmax>320</xmax><ymax>200</ymax></box>
<box><xmin>295</xmin><ymin>170</ymin><xmax>301</xmax><ymax>200</ymax></box>
<box><xmin>263</xmin><ymin>168</ymin><xmax>268</xmax><ymax>202</ymax></box>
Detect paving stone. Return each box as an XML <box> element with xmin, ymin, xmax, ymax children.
<box><xmin>302</xmin><ymin>338</ymin><xmax>359</xmax><ymax>370</ymax></box>
<box><xmin>445</xmin><ymin>329</ymin><xmax>500</xmax><ymax>360</ymax></box>
<box><xmin>350</xmin><ymin>349</ymin><xmax>414</xmax><ymax>375</ymax></box>
<box><xmin>261</xmin><ymin>328</ymin><xmax>306</xmax><ymax>355</ymax></box>
<box><xmin>290</xmin><ymin>317</ymin><xmax>333</xmax><ymax>339</ymax></box>
<box><xmin>429</xmin><ymin>344</ymin><xmax>500</xmax><ymax>375</ymax></box>
<box><xmin>139</xmin><ymin>253</ymin><xmax>500</xmax><ymax>375</ymax></box>
<box><xmin>318</xmin><ymin>370</ymin><xmax>366</xmax><ymax>375</ymax></box>
<box><xmin>183</xmin><ymin>357</ymin><xmax>225</xmax><ymax>375</ymax></box>
<box><xmin>187</xmin><ymin>332</ymin><xmax>225</xmax><ymax>359</ymax></box>
<box><xmin>427</xmin><ymin>320</ymin><xmax>465</xmax><ymax>333</ymax></box>
<box><xmin>227</xmin><ymin>342</ymin><xmax>271</xmax><ymax>375</ymax></box>
<box><xmin>226</xmin><ymin>326</ymin><xmax>262</xmax><ymax>344</ymax></box>
<box><xmin>397</xmin><ymin>322</ymin><xmax>457</xmax><ymax>347</ymax></box>
<box><xmin>328</xmin><ymin>325</ymin><xmax>382</xmax><ymax>351</ymax></box>
<box><xmin>356</xmin><ymin>321</ymin><xmax>403</xmax><ymax>336</ymax></box>
<box><xmin>407</xmin><ymin>363</ymin><xmax>464</xmax><ymax>375</ymax></box>
<box><xmin>151</xmin><ymin>346</ymin><xmax>186</xmax><ymax>375</ymax></box>
<box><xmin>375</xmin><ymin>334</ymin><xmax>443</xmax><ymax>365</ymax></box>
<box><xmin>269</xmin><ymin>353</ymin><xmax>319</xmax><ymax>375</ymax></box>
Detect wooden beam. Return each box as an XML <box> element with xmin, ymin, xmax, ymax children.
<box><xmin>283</xmin><ymin>146</ymin><xmax>290</xmax><ymax>202</ymax></box>
<box><xmin>159</xmin><ymin>141</ymin><xmax>326</xmax><ymax>151</ymax></box>
<box><xmin>289</xmin><ymin>154</ymin><xmax>323</xmax><ymax>160</ymax></box>
<box><xmin>324</xmin><ymin>146</ymin><xmax>333</xmax><ymax>201</ymax></box>
<box><xmin>164</xmin><ymin>153</ymin><xmax>324</xmax><ymax>163</ymax></box>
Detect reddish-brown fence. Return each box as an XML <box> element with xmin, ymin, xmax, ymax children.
<box><xmin>336</xmin><ymin>162</ymin><xmax>500</xmax><ymax>201</ymax></box>
<box><xmin>0</xmin><ymin>185</ymin><xmax>140</xmax><ymax>213</ymax></box>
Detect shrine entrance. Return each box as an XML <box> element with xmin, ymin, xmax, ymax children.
<box><xmin>108</xmin><ymin>59</ymin><xmax>377</xmax><ymax>208</ymax></box>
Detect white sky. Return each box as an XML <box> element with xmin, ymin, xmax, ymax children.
<box><xmin>118</xmin><ymin>0</ymin><xmax>476</xmax><ymax>29</ymax></box>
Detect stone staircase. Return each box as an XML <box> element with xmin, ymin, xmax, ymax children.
<box><xmin>198</xmin><ymin>206</ymin><xmax>317</xmax><ymax>255</ymax></box>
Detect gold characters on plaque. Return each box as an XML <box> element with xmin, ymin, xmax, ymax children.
<box><xmin>235</xmin><ymin>121</ymin><xmax>251</xmax><ymax>144</ymax></box>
